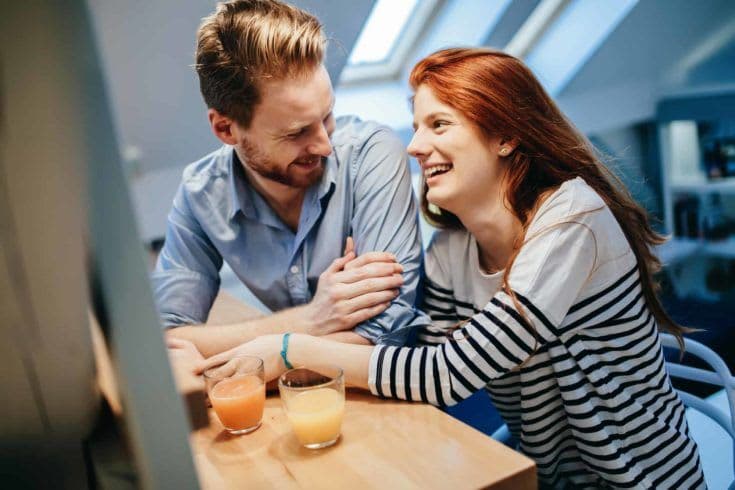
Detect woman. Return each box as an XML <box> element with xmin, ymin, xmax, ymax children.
<box><xmin>195</xmin><ymin>48</ymin><xmax>705</xmax><ymax>489</ymax></box>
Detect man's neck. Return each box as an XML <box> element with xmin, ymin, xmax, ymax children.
<box><xmin>243</xmin><ymin>166</ymin><xmax>306</xmax><ymax>233</ymax></box>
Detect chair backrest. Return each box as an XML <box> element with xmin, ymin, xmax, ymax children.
<box><xmin>660</xmin><ymin>333</ymin><xmax>735</xmax><ymax>487</ymax></box>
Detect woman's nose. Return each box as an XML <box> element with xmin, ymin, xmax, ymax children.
<box><xmin>407</xmin><ymin>130</ymin><xmax>428</xmax><ymax>159</ymax></box>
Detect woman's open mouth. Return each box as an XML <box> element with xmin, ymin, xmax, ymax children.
<box><xmin>424</xmin><ymin>163</ymin><xmax>453</xmax><ymax>183</ymax></box>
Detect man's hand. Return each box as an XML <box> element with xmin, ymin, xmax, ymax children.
<box><xmin>305</xmin><ymin>238</ymin><xmax>403</xmax><ymax>336</ymax></box>
<box><xmin>167</xmin><ymin>337</ymin><xmax>205</xmax><ymax>364</ymax></box>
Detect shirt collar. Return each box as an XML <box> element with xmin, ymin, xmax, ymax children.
<box><xmin>317</xmin><ymin>152</ymin><xmax>338</xmax><ymax>201</ymax></box>
<box><xmin>226</xmin><ymin>147</ymin><xmax>255</xmax><ymax>221</ymax></box>
<box><xmin>226</xmin><ymin>147</ymin><xmax>338</xmax><ymax>222</ymax></box>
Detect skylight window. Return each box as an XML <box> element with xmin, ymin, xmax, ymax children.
<box><xmin>340</xmin><ymin>0</ymin><xmax>439</xmax><ymax>85</ymax></box>
<box><xmin>524</xmin><ymin>0</ymin><xmax>639</xmax><ymax>96</ymax></box>
<box><xmin>348</xmin><ymin>0</ymin><xmax>420</xmax><ymax>66</ymax></box>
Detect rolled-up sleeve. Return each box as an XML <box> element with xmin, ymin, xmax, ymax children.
<box><xmin>152</xmin><ymin>183</ymin><xmax>222</xmax><ymax>327</ymax></box>
<box><xmin>349</xmin><ymin>127</ymin><xmax>431</xmax><ymax>345</ymax></box>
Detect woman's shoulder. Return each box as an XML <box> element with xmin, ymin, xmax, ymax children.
<box><xmin>425</xmin><ymin>228</ymin><xmax>474</xmax><ymax>275</ymax></box>
<box><xmin>527</xmin><ymin>177</ymin><xmax>635</xmax><ymax>273</ymax></box>
<box><xmin>427</xmin><ymin>227</ymin><xmax>472</xmax><ymax>255</ymax></box>
<box><xmin>531</xmin><ymin>177</ymin><xmax>608</xmax><ymax>228</ymax></box>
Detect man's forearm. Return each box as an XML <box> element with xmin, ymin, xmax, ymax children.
<box><xmin>166</xmin><ymin>303</ymin><xmax>316</xmax><ymax>357</ymax></box>
<box><xmin>167</xmin><ymin>305</ymin><xmax>374</xmax><ymax>357</ymax></box>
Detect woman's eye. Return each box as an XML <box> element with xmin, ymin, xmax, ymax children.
<box><xmin>433</xmin><ymin>120</ymin><xmax>448</xmax><ymax>129</ymax></box>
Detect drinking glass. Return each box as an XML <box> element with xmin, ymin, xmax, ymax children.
<box><xmin>203</xmin><ymin>356</ymin><xmax>265</xmax><ymax>435</ymax></box>
<box><xmin>278</xmin><ymin>365</ymin><xmax>345</xmax><ymax>449</ymax></box>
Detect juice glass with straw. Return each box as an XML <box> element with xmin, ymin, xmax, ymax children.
<box><xmin>203</xmin><ymin>356</ymin><xmax>265</xmax><ymax>435</ymax></box>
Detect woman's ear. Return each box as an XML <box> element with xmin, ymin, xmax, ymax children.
<box><xmin>497</xmin><ymin>137</ymin><xmax>520</xmax><ymax>157</ymax></box>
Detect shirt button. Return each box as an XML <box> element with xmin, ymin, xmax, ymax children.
<box><xmin>290</xmin><ymin>265</ymin><xmax>299</xmax><ymax>274</ymax></box>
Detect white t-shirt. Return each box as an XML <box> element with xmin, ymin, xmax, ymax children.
<box><xmin>369</xmin><ymin>178</ymin><xmax>705</xmax><ymax>489</ymax></box>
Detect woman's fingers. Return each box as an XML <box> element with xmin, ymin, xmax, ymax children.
<box><xmin>195</xmin><ymin>349</ymin><xmax>235</xmax><ymax>374</ymax></box>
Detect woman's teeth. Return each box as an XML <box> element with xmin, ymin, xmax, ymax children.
<box><xmin>424</xmin><ymin>164</ymin><xmax>452</xmax><ymax>178</ymax></box>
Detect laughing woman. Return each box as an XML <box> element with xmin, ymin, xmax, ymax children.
<box><xmin>200</xmin><ymin>48</ymin><xmax>705</xmax><ymax>489</ymax></box>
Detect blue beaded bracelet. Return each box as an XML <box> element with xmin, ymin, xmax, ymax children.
<box><xmin>281</xmin><ymin>332</ymin><xmax>294</xmax><ymax>370</ymax></box>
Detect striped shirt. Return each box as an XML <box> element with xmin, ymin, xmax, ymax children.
<box><xmin>368</xmin><ymin>178</ymin><xmax>705</xmax><ymax>489</ymax></box>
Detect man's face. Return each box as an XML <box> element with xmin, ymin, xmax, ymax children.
<box><xmin>233</xmin><ymin>65</ymin><xmax>336</xmax><ymax>188</ymax></box>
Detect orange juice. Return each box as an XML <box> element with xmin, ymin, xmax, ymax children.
<box><xmin>210</xmin><ymin>375</ymin><xmax>265</xmax><ymax>432</ymax></box>
<box><xmin>285</xmin><ymin>388</ymin><xmax>344</xmax><ymax>446</ymax></box>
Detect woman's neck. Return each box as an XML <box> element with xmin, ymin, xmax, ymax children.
<box><xmin>456</xmin><ymin>194</ymin><xmax>523</xmax><ymax>274</ymax></box>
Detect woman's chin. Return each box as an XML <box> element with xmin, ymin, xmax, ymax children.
<box><xmin>426</xmin><ymin>192</ymin><xmax>455</xmax><ymax>215</ymax></box>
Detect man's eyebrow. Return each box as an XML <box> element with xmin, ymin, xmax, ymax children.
<box><xmin>280</xmin><ymin>98</ymin><xmax>335</xmax><ymax>135</ymax></box>
<box><xmin>282</xmin><ymin>124</ymin><xmax>306</xmax><ymax>134</ymax></box>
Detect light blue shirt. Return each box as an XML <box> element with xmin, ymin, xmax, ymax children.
<box><xmin>153</xmin><ymin>116</ymin><xmax>430</xmax><ymax>345</ymax></box>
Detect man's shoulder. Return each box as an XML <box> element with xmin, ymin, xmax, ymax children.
<box><xmin>332</xmin><ymin>115</ymin><xmax>402</xmax><ymax>149</ymax></box>
<box><xmin>180</xmin><ymin>145</ymin><xmax>232</xmax><ymax>193</ymax></box>
<box><xmin>332</xmin><ymin>116</ymin><xmax>406</xmax><ymax>176</ymax></box>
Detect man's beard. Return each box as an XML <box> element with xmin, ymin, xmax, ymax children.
<box><xmin>240</xmin><ymin>138</ymin><xmax>324</xmax><ymax>188</ymax></box>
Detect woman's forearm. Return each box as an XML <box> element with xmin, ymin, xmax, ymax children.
<box><xmin>289</xmin><ymin>334</ymin><xmax>373</xmax><ymax>390</ymax></box>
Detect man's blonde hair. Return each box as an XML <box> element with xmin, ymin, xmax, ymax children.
<box><xmin>195</xmin><ymin>0</ymin><xmax>326</xmax><ymax>128</ymax></box>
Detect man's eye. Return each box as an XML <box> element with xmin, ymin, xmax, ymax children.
<box><xmin>287</xmin><ymin>129</ymin><xmax>306</xmax><ymax>139</ymax></box>
<box><xmin>433</xmin><ymin>120</ymin><xmax>449</xmax><ymax>129</ymax></box>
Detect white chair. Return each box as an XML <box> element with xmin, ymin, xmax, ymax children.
<box><xmin>660</xmin><ymin>333</ymin><xmax>735</xmax><ymax>490</ymax></box>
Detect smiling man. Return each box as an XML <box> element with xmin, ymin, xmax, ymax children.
<box><xmin>153</xmin><ymin>0</ymin><xmax>429</xmax><ymax>357</ymax></box>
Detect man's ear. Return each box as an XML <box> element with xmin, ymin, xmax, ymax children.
<box><xmin>208</xmin><ymin>109</ymin><xmax>238</xmax><ymax>145</ymax></box>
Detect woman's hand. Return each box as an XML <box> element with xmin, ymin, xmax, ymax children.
<box><xmin>305</xmin><ymin>237</ymin><xmax>403</xmax><ymax>336</ymax></box>
<box><xmin>196</xmin><ymin>334</ymin><xmax>286</xmax><ymax>383</ymax></box>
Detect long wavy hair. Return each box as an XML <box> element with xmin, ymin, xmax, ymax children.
<box><xmin>410</xmin><ymin>47</ymin><xmax>687</xmax><ymax>346</ymax></box>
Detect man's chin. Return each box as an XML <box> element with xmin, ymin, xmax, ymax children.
<box><xmin>287</xmin><ymin>161</ymin><xmax>324</xmax><ymax>188</ymax></box>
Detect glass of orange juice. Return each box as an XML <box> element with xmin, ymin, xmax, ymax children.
<box><xmin>203</xmin><ymin>356</ymin><xmax>265</xmax><ymax>435</ymax></box>
<box><xmin>278</xmin><ymin>365</ymin><xmax>345</xmax><ymax>449</ymax></box>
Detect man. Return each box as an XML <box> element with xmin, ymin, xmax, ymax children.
<box><xmin>154</xmin><ymin>0</ymin><xmax>428</xmax><ymax>357</ymax></box>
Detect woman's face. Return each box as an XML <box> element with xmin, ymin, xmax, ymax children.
<box><xmin>407</xmin><ymin>84</ymin><xmax>507</xmax><ymax>216</ymax></box>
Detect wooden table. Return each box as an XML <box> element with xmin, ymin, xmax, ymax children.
<box><xmin>189</xmin><ymin>293</ymin><xmax>537</xmax><ymax>489</ymax></box>
<box><xmin>191</xmin><ymin>390</ymin><xmax>535</xmax><ymax>489</ymax></box>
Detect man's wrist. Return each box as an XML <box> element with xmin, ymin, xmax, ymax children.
<box><xmin>295</xmin><ymin>303</ymin><xmax>318</xmax><ymax>335</ymax></box>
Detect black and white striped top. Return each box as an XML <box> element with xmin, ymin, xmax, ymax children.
<box><xmin>368</xmin><ymin>178</ymin><xmax>705</xmax><ymax>489</ymax></box>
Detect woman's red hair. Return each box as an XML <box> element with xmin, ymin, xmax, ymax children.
<box><xmin>410</xmin><ymin>47</ymin><xmax>687</xmax><ymax>344</ymax></box>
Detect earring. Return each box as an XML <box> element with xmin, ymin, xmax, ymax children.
<box><xmin>499</xmin><ymin>147</ymin><xmax>510</xmax><ymax>156</ymax></box>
